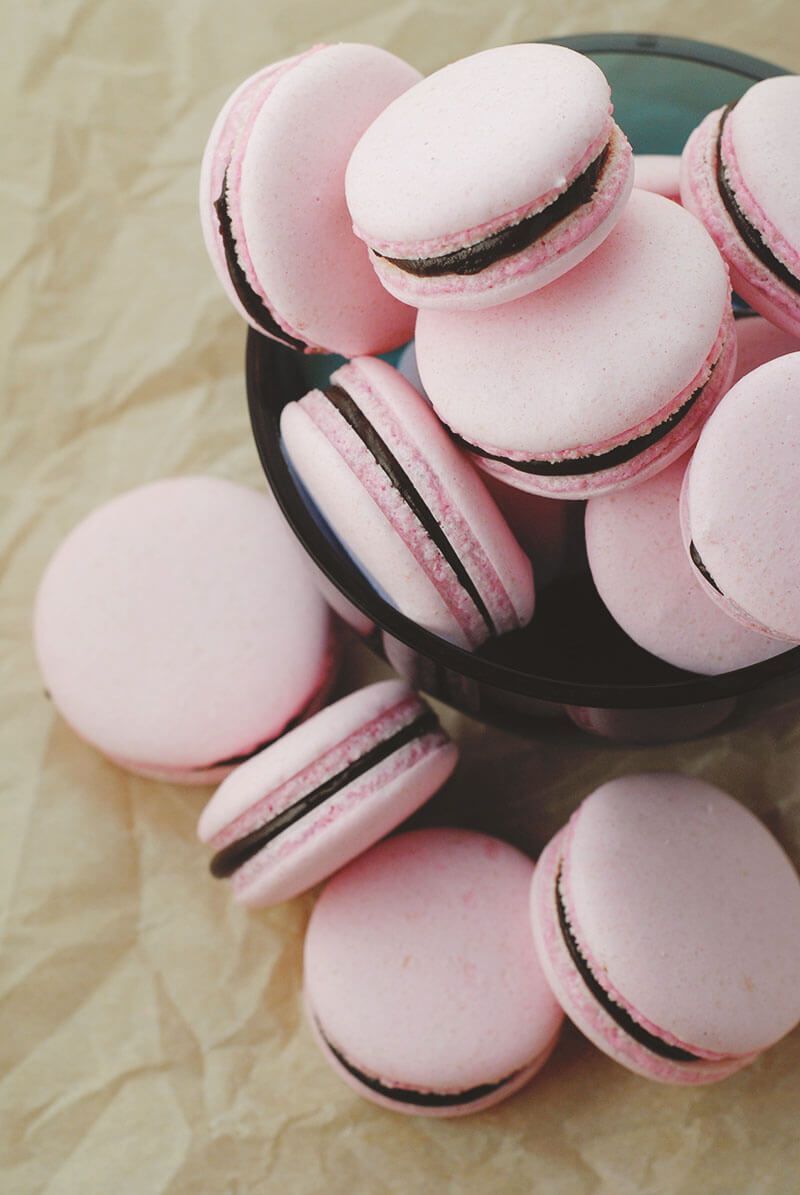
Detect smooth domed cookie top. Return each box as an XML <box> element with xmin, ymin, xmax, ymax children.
<box><xmin>727</xmin><ymin>76</ymin><xmax>800</xmax><ymax>249</ymax></box>
<box><xmin>346</xmin><ymin>44</ymin><xmax>611</xmax><ymax>248</ymax></box>
<box><xmin>563</xmin><ymin>773</ymin><xmax>800</xmax><ymax>1055</ymax></box>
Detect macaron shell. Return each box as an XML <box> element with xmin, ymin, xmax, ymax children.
<box><xmin>530</xmin><ymin>828</ymin><xmax>751</xmax><ymax>1085</ymax></box>
<box><xmin>683</xmin><ymin>352</ymin><xmax>800</xmax><ymax>642</ymax></box>
<box><xmin>633</xmin><ymin>153</ymin><xmax>682</xmax><ymax>201</ymax></box>
<box><xmin>305</xmin><ymin>828</ymin><xmax>563</xmax><ymax>1099</ymax></box>
<box><xmin>563</xmin><ymin>774</ymin><xmax>800</xmax><ymax>1056</ymax></box>
<box><xmin>733</xmin><ymin>314</ymin><xmax>800</xmax><ymax>383</ymax></box>
<box><xmin>586</xmin><ymin>456</ymin><xmax>789</xmax><ymax>674</ymax></box>
<box><xmin>34</xmin><ymin>477</ymin><xmax>334</xmax><ymax>773</ymax></box>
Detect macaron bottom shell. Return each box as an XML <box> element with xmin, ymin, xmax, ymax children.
<box><xmin>530</xmin><ymin>831</ymin><xmax>756</xmax><ymax>1085</ymax></box>
<box><xmin>305</xmin><ymin>993</ymin><xmax>561</xmax><ymax>1117</ymax></box>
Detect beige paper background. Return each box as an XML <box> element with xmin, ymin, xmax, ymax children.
<box><xmin>4</xmin><ymin>3</ymin><xmax>800</xmax><ymax>1192</ymax></box>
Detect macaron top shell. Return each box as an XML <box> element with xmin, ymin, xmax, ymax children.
<box><xmin>633</xmin><ymin>154</ymin><xmax>681</xmax><ymax>201</ymax></box>
<box><xmin>733</xmin><ymin>314</ymin><xmax>800</xmax><ymax>383</ymax></box>
<box><xmin>346</xmin><ymin>44</ymin><xmax>611</xmax><ymax>251</ymax></box>
<box><xmin>34</xmin><ymin>477</ymin><xmax>332</xmax><ymax>773</ymax></box>
<box><xmin>305</xmin><ymin>828</ymin><xmax>562</xmax><ymax>1093</ymax></box>
<box><xmin>684</xmin><ymin>352</ymin><xmax>800</xmax><ymax>641</ymax></box>
<box><xmin>562</xmin><ymin>774</ymin><xmax>800</xmax><ymax>1055</ymax></box>
<box><xmin>725</xmin><ymin>76</ymin><xmax>800</xmax><ymax>256</ymax></box>
<box><xmin>416</xmin><ymin>189</ymin><xmax>729</xmax><ymax>456</ymax></box>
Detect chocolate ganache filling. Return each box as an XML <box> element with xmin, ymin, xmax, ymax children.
<box><xmin>214</xmin><ymin>170</ymin><xmax>308</xmax><ymax>351</ymax></box>
<box><xmin>210</xmin><ymin>708</ymin><xmax>438</xmax><ymax>878</ymax></box>
<box><xmin>689</xmin><ymin>541</ymin><xmax>723</xmax><ymax>595</ymax></box>
<box><xmin>453</xmin><ymin>362</ymin><xmax>716</xmax><ymax>478</ymax></box>
<box><xmin>716</xmin><ymin>104</ymin><xmax>800</xmax><ymax>296</ymax></box>
<box><xmin>556</xmin><ymin>867</ymin><xmax>701</xmax><ymax>1064</ymax></box>
<box><xmin>324</xmin><ymin>383</ymin><xmax>497</xmax><ymax>636</ymax></box>
<box><xmin>374</xmin><ymin>142</ymin><xmax>611</xmax><ymax>278</ymax></box>
<box><xmin>320</xmin><ymin>1026</ymin><xmax>524</xmax><ymax>1108</ymax></box>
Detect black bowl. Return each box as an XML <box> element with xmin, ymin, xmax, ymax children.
<box><xmin>247</xmin><ymin>33</ymin><xmax>800</xmax><ymax>744</ymax></box>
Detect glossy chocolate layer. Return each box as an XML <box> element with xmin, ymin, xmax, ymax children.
<box><xmin>556</xmin><ymin>867</ymin><xmax>701</xmax><ymax>1064</ymax></box>
<box><xmin>374</xmin><ymin>144</ymin><xmax>610</xmax><ymax>277</ymax></box>
<box><xmin>215</xmin><ymin>172</ymin><xmax>308</xmax><ymax>351</ymax></box>
<box><xmin>320</xmin><ymin>1024</ymin><xmax>523</xmax><ymax>1108</ymax></box>
<box><xmin>716</xmin><ymin>106</ymin><xmax>800</xmax><ymax>296</ymax></box>
<box><xmin>454</xmin><ymin>368</ymin><xmax>712</xmax><ymax>477</ymax></box>
<box><xmin>325</xmin><ymin>383</ymin><xmax>496</xmax><ymax>636</ymax></box>
<box><xmin>210</xmin><ymin>708</ymin><xmax>439</xmax><ymax>878</ymax></box>
<box><xmin>689</xmin><ymin>541</ymin><xmax>723</xmax><ymax>595</ymax></box>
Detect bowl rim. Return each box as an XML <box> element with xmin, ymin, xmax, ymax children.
<box><xmin>246</xmin><ymin>31</ymin><xmax>800</xmax><ymax>711</ymax></box>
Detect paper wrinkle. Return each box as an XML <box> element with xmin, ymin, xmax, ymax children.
<box><xmin>3</xmin><ymin>3</ymin><xmax>800</xmax><ymax>1193</ymax></box>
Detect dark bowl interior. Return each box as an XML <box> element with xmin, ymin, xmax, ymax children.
<box><xmin>247</xmin><ymin>33</ymin><xmax>800</xmax><ymax>740</ymax></box>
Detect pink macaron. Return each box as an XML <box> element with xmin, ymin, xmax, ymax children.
<box><xmin>732</xmin><ymin>313</ymin><xmax>800</xmax><ymax>383</ymax></box>
<box><xmin>681</xmin><ymin>351</ymin><xmax>800</xmax><ymax>643</ymax></box>
<box><xmin>345</xmin><ymin>43</ymin><xmax>633</xmax><ymax>311</ymax></box>
<box><xmin>586</xmin><ymin>456</ymin><xmax>790</xmax><ymax>675</ymax></box>
<box><xmin>280</xmin><ymin>356</ymin><xmax>534</xmax><ymax>650</ymax></box>
<box><xmin>34</xmin><ymin>477</ymin><xmax>337</xmax><ymax>784</ymax></box>
<box><xmin>199</xmin><ymin>44</ymin><xmax>419</xmax><ymax>355</ymax></box>
<box><xmin>305</xmin><ymin>828</ymin><xmax>564</xmax><ymax>1116</ymax></box>
<box><xmin>416</xmin><ymin>189</ymin><xmax>736</xmax><ymax>498</ymax></box>
<box><xmin>197</xmin><ymin>681</ymin><xmax>456</xmax><ymax>907</ymax></box>
<box><xmin>680</xmin><ymin>75</ymin><xmax>800</xmax><ymax>337</ymax></box>
<box><xmin>531</xmin><ymin>773</ymin><xmax>800</xmax><ymax>1085</ymax></box>
<box><xmin>633</xmin><ymin>153</ymin><xmax>681</xmax><ymax>202</ymax></box>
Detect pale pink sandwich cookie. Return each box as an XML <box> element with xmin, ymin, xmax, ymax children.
<box><xmin>200</xmin><ymin>44</ymin><xmax>419</xmax><ymax>354</ymax></box>
<box><xmin>531</xmin><ymin>773</ymin><xmax>800</xmax><ymax>1085</ymax></box>
<box><xmin>633</xmin><ymin>153</ymin><xmax>681</xmax><ymax>202</ymax></box>
<box><xmin>198</xmin><ymin>681</ymin><xmax>456</xmax><ymax>907</ymax></box>
<box><xmin>681</xmin><ymin>76</ymin><xmax>800</xmax><ymax>337</ymax></box>
<box><xmin>681</xmin><ymin>351</ymin><xmax>800</xmax><ymax>642</ymax></box>
<box><xmin>34</xmin><ymin>477</ymin><xmax>337</xmax><ymax>784</ymax></box>
<box><xmin>305</xmin><ymin>828</ymin><xmax>564</xmax><ymax>1115</ymax></box>
<box><xmin>416</xmin><ymin>189</ymin><xmax>736</xmax><ymax>498</ymax></box>
<box><xmin>586</xmin><ymin>456</ymin><xmax>790</xmax><ymax>675</ymax></box>
<box><xmin>732</xmin><ymin>312</ymin><xmax>800</xmax><ymax>383</ymax></box>
<box><xmin>280</xmin><ymin>356</ymin><xmax>534</xmax><ymax>650</ymax></box>
<box><xmin>345</xmin><ymin>43</ymin><xmax>633</xmax><ymax>310</ymax></box>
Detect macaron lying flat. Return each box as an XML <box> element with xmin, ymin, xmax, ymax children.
<box><xmin>34</xmin><ymin>477</ymin><xmax>337</xmax><ymax>784</ymax></box>
<box><xmin>280</xmin><ymin>356</ymin><xmax>534</xmax><ymax>649</ymax></box>
<box><xmin>732</xmin><ymin>312</ymin><xmax>800</xmax><ymax>383</ymax></box>
<box><xmin>681</xmin><ymin>76</ymin><xmax>800</xmax><ymax>337</ymax></box>
<box><xmin>305</xmin><ymin>828</ymin><xmax>564</xmax><ymax>1116</ymax></box>
<box><xmin>198</xmin><ymin>681</ymin><xmax>456</xmax><ymax>907</ymax></box>
<box><xmin>200</xmin><ymin>44</ymin><xmax>419</xmax><ymax>354</ymax></box>
<box><xmin>416</xmin><ymin>189</ymin><xmax>736</xmax><ymax>498</ymax></box>
<box><xmin>633</xmin><ymin>153</ymin><xmax>681</xmax><ymax>202</ymax></box>
<box><xmin>681</xmin><ymin>352</ymin><xmax>800</xmax><ymax>642</ymax></box>
<box><xmin>346</xmin><ymin>44</ymin><xmax>633</xmax><ymax>311</ymax></box>
<box><xmin>586</xmin><ymin>457</ymin><xmax>789</xmax><ymax>675</ymax></box>
<box><xmin>531</xmin><ymin>773</ymin><xmax>800</xmax><ymax>1084</ymax></box>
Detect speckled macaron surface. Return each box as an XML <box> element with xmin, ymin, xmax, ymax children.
<box><xmin>34</xmin><ymin>477</ymin><xmax>336</xmax><ymax>783</ymax></box>
<box><xmin>305</xmin><ymin>828</ymin><xmax>563</xmax><ymax>1116</ymax></box>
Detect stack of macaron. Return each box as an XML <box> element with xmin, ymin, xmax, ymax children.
<box><xmin>32</xmin><ymin>38</ymin><xmax>800</xmax><ymax>1123</ymax></box>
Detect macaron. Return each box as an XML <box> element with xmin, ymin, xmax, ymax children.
<box><xmin>633</xmin><ymin>153</ymin><xmax>681</xmax><ymax>202</ymax></box>
<box><xmin>680</xmin><ymin>75</ymin><xmax>800</xmax><ymax>337</ymax></box>
<box><xmin>416</xmin><ymin>189</ymin><xmax>736</xmax><ymax>498</ymax></box>
<box><xmin>531</xmin><ymin>773</ymin><xmax>800</xmax><ymax>1084</ymax></box>
<box><xmin>586</xmin><ymin>456</ymin><xmax>790</xmax><ymax>675</ymax></box>
<box><xmin>732</xmin><ymin>312</ymin><xmax>800</xmax><ymax>383</ymax></box>
<box><xmin>280</xmin><ymin>356</ymin><xmax>535</xmax><ymax>649</ymax></box>
<box><xmin>681</xmin><ymin>351</ymin><xmax>800</xmax><ymax>642</ymax></box>
<box><xmin>34</xmin><ymin>477</ymin><xmax>337</xmax><ymax>784</ymax></box>
<box><xmin>199</xmin><ymin>43</ymin><xmax>419</xmax><ymax>355</ymax></box>
<box><xmin>305</xmin><ymin>828</ymin><xmax>564</xmax><ymax>1116</ymax></box>
<box><xmin>345</xmin><ymin>43</ymin><xmax>633</xmax><ymax>311</ymax></box>
<box><xmin>197</xmin><ymin>681</ymin><xmax>456</xmax><ymax>907</ymax></box>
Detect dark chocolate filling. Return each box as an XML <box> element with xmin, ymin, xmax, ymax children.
<box><xmin>689</xmin><ymin>541</ymin><xmax>723</xmax><ymax>595</ymax></box>
<box><xmin>452</xmin><ymin>367</ymin><xmax>713</xmax><ymax>478</ymax></box>
<box><xmin>324</xmin><ymin>383</ymin><xmax>496</xmax><ymax>637</ymax></box>
<box><xmin>214</xmin><ymin>170</ymin><xmax>308</xmax><ymax>351</ymax></box>
<box><xmin>555</xmin><ymin>867</ymin><xmax>701</xmax><ymax>1064</ymax></box>
<box><xmin>210</xmin><ymin>708</ymin><xmax>439</xmax><ymax>878</ymax></box>
<box><xmin>374</xmin><ymin>143</ymin><xmax>610</xmax><ymax>278</ymax></box>
<box><xmin>320</xmin><ymin>1025</ymin><xmax>524</xmax><ymax>1108</ymax></box>
<box><xmin>716</xmin><ymin>105</ymin><xmax>800</xmax><ymax>297</ymax></box>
